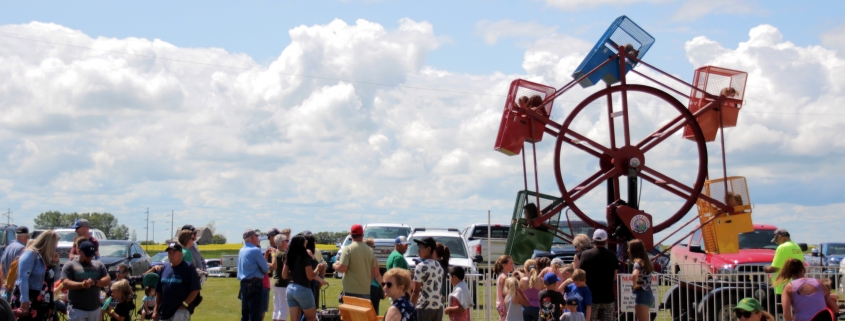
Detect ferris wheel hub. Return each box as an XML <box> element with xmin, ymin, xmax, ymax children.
<box><xmin>610</xmin><ymin>145</ymin><xmax>646</xmax><ymax>174</ymax></box>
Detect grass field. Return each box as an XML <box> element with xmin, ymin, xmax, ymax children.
<box><xmin>187</xmin><ymin>276</ymin><xmax>493</xmax><ymax>321</ymax></box>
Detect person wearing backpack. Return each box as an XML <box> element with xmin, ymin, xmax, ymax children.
<box><xmin>0</xmin><ymin>226</ymin><xmax>30</xmax><ymax>298</ymax></box>
<box><xmin>10</xmin><ymin>230</ymin><xmax>61</xmax><ymax>321</ymax></box>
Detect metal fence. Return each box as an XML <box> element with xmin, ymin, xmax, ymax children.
<box><xmin>441</xmin><ymin>273</ymin><xmax>495</xmax><ymax>320</ymax></box>
<box><xmin>613</xmin><ymin>264</ymin><xmax>844</xmax><ymax>321</ymax></box>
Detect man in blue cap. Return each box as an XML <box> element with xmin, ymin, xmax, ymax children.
<box><xmin>153</xmin><ymin>242</ymin><xmax>201</xmax><ymax>321</ymax></box>
<box><xmin>238</xmin><ymin>229</ymin><xmax>269</xmax><ymax>321</ymax></box>
<box><xmin>61</xmin><ymin>240</ymin><xmax>110</xmax><ymax>320</ymax></box>
<box><xmin>69</xmin><ymin>219</ymin><xmax>99</xmax><ymax>261</ymax></box>
<box><xmin>0</xmin><ymin>225</ymin><xmax>29</xmax><ymax>295</ymax></box>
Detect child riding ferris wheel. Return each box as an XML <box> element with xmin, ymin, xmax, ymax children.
<box><xmin>495</xmin><ymin>15</ymin><xmax>754</xmax><ymax>261</ymax></box>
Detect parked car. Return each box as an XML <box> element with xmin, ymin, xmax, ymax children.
<box><xmin>30</xmin><ymin>229</ymin><xmax>48</xmax><ymax>240</ymax></box>
<box><xmin>404</xmin><ymin>227</ymin><xmax>479</xmax><ymax>274</ymax></box>
<box><xmin>221</xmin><ymin>254</ymin><xmax>238</xmax><ymax>277</ymax></box>
<box><xmin>55</xmin><ymin>228</ymin><xmax>108</xmax><ymax>267</ymax></box>
<box><xmin>150</xmin><ymin>251</ymin><xmax>168</xmax><ymax>268</ymax></box>
<box><xmin>463</xmin><ymin>224</ymin><xmax>508</xmax><ymax>268</ymax></box>
<box><xmin>531</xmin><ymin>220</ymin><xmax>605</xmax><ymax>264</ymax></box>
<box><xmin>322</xmin><ymin>251</ymin><xmax>336</xmax><ymax>274</ymax></box>
<box><xmin>205</xmin><ymin>258</ymin><xmax>221</xmax><ymax>269</ymax></box>
<box><xmin>97</xmin><ymin>240</ymin><xmax>152</xmax><ymax>279</ymax></box>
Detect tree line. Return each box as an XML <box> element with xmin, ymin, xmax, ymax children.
<box><xmin>33</xmin><ymin>211</ymin><xmax>227</xmax><ymax>244</ymax></box>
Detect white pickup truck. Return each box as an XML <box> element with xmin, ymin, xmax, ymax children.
<box><xmin>463</xmin><ymin>224</ymin><xmax>508</xmax><ymax>267</ymax></box>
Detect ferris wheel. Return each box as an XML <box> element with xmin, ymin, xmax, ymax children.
<box><xmin>496</xmin><ymin>16</ymin><xmax>753</xmax><ymax>261</ymax></box>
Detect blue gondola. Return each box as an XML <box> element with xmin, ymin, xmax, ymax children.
<box><xmin>571</xmin><ymin>15</ymin><xmax>655</xmax><ymax>88</ymax></box>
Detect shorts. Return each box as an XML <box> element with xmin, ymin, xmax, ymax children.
<box><xmin>286</xmin><ymin>283</ymin><xmax>316</xmax><ymax>310</ymax></box>
<box><xmin>67</xmin><ymin>306</ymin><xmax>101</xmax><ymax>321</ymax></box>
<box><xmin>273</xmin><ymin>286</ymin><xmax>289</xmax><ymax>320</ymax></box>
<box><xmin>261</xmin><ymin>287</ymin><xmax>270</xmax><ymax>312</ymax></box>
<box><xmin>589</xmin><ymin>302</ymin><xmax>616</xmax><ymax>321</ymax></box>
<box><xmin>633</xmin><ymin>289</ymin><xmax>654</xmax><ymax>306</ymax></box>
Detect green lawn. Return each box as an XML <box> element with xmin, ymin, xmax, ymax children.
<box><xmin>189</xmin><ymin>277</ymin><xmax>493</xmax><ymax>321</ymax></box>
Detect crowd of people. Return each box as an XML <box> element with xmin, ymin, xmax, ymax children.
<box><xmin>0</xmin><ymin>219</ymin><xmax>839</xmax><ymax>321</ymax></box>
<box><xmin>0</xmin><ymin>220</ymin><xmax>207</xmax><ymax>321</ymax></box>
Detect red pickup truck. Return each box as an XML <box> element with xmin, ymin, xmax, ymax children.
<box><xmin>669</xmin><ymin>224</ymin><xmax>779</xmax><ymax>279</ymax></box>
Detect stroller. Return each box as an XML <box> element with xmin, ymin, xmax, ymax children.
<box><xmin>317</xmin><ymin>283</ymin><xmax>340</xmax><ymax>321</ymax></box>
<box><xmin>136</xmin><ymin>273</ymin><xmax>160</xmax><ymax>320</ymax></box>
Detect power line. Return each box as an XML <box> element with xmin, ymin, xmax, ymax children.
<box><xmin>0</xmin><ymin>33</ymin><xmax>842</xmax><ymax>117</ymax></box>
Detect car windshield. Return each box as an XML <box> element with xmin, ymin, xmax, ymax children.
<box><xmin>151</xmin><ymin>252</ymin><xmax>169</xmax><ymax>263</ymax></box>
<box><xmin>738</xmin><ymin>230</ymin><xmax>777</xmax><ymax>249</ymax></box>
<box><xmin>57</xmin><ymin>231</ymin><xmax>78</xmax><ymax>242</ymax></box>
<box><xmin>260</xmin><ymin>238</ymin><xmax>270</xmax><ymax>249</ymax></box>
<box><xmin>363</xmin><ymin>227</ymin><xmax>411</xmax><ymax>240</ymax></box>
<box><xmin>552</xmin><ymin>221</ymin><xmax>597</xmax><ymax>244</ymax></box>
<box><xmin>406</xmin><ymin>236</ymin><xmax>468</xmax><ymax>259</ymax></box>
<box><xmin>469</xmin><ymin>226</ymin><xmax>509</xmax><ymax>239</ymax></box>
<box><xmin>100</xmin><ymin>244</ymin><xmax>128</xmax><ymax>258</ymax></box>
<box><xmin>0</xmin><ymin>230</ymin><xmax>5</xmax><ymax>246</ymax></box>
<box><xmin>827</xmin><ymin>245</ymin><xmax>845</xmax><ymax>256</ymax></box>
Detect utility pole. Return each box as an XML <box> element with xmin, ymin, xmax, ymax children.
<box><xmin>152</xmin><ymin>221</ymin><xmax>155</xmax><ymax>245</ymax></box>
<box><xmin>171</xmin><ymin>210</ymin><xmax>174</xmax><ymax>240</ymax></box>
<box><xmin>144</xmin><ymin>208</ymin><xmax>149</xmax><ymax>252</ymax></box>
<box><xmin>2</xmin><ymin>209</ymin><xmax>10</xmax><ymax>226</ymax></box>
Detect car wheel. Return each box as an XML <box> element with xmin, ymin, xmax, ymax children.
<box><xmin>714</xmin><ymin>301</ymin><xmax>735</xmax><ymax>321</ymax></box>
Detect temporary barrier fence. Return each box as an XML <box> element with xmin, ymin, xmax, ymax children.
<box><xmin>613</xmin><ymin>264</ymin><xmax>844</xmax><ymax>321</ymax></box>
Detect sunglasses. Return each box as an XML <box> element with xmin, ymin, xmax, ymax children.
<box><xmin>118</xmin><ymin>270</ymin><xmax>127</xmax><ymax>274</ymax></box>
<box><xmin>735</xmin><ymin>311</ymin><xmax>753</xmax><ymax>319</ymax></box>
<box><xmin>381</xmin><ymin>282</ymin><xmax>393</xmax><ymax>289</ymax></box>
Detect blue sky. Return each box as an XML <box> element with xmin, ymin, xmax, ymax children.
<box><xmin>0</xmin><ymin>0</ymin><xmax>843</xmax><ymax>245</ymax></box>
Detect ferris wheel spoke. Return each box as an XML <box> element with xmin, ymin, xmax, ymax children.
<box><xmin>569</xmin><ymin>168</ymin><xmax>619</xmax><ymax>202</ymax></box>
<box><xmin>564</xmin><ymin>129</ymin><xmax>615</xmax><ymax>157</ymax></box>
<box><xmin>639</xmin><ymin>115</ymin><xmax>695</xmax><ymax>154</ymax></box>
<box><xmin>639</xmin><ymin>166</ymin><xmax>696</xmax><ymax>194</ymax></box>
<box><xmin>639</xmin><ymin>171</ymin><xmax>694</xmax><ymax>200</ymax></box>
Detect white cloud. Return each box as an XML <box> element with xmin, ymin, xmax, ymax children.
<box><xmin>474</xmin><ymin>19</ymin><xmax>557</xmax><ymax>45</ymax></box>
<box><xmin>821</xmin><ymin>24</ymin><xmax>845</xmax><ymax>59</ymax></box>
<box><xmin>671</xmin><ymin>0</ymin><xmax>761</xmax><ymax>22</ymax></box>
<box><xmin>544</xmin><ymin>0</ymin><xmax>668</xmax><ymax>11</ymax></box>
<box><xmin>1</xmin><ymin>19</ymin><xmax>843</xmax><ymax>245</ymax></box>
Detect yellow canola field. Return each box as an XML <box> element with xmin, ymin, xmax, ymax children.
<box><xmin>143</xmin><ymin>243</ymin><xmax>337</xmax><ymax>252</ymax></box>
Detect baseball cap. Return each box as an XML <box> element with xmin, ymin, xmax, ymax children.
<box><xmin>78</xmin><ymin>241</ymin><xmax>96</xmax><ymax>257</ymax></box>
<box><xmin>565</xmin><ymin>298</ymin><xmax>579</xmax><ymax>306</ymax></box>
<box><xmin>350</xmin><ymin>224</ymin><xmax>364</xmax><ymax>236</ymax></box>
<box><xmin>166</xmin><ymin>241</ymin><xmax>183</xmax><ymax>252</ymax></box>
<box><xmin>395</xmin><ymin>236</ymin><xmax>409</xmax><ymax>245</ymax></box>
<box><xmin>771</xmin><ymin>228</ymin><xmax>789</xmax><ymax>242</ymax></box>
<box><xmin>413</xmin><ymin>237</ymin><xmax>436</xmax><ymax>249</ymax></box>
<box><xmin>593</xmin><ymin>229</ymin><xmax>608</xmax><ymax>242</ymax></box>
<box><xmin>181</xmin><ymin>224</ymin><xmax>196</xmax><ymax>232</ymax></box>
<box><xmin>543</xmin><ymin>272</ymin><xmax>561</xmax><ymax>285</ymax></box>
<box><xmin>733</xmin><ymin>297</ymin><xmax>762</xmax><ymax>312</ymax></box>
<box><xmin>302</xmin><ymin>230</ymin><xmax>313</xmax><ymax>237</ymax></box>
<box><xmin>266</xmin><ymin>228</ymin><xmax>281</xmax><ymax>237</ymax></box>
<box><xmin>15</xmin><ymin>226</ymin><xmax>29</xmax><ymax>235</ymax></box>
<box><xmin>71</xmin><ymin>219</ymin><xmax>91</xmax><ymax>230</ymax></box>
<box><xmin>243</xmin><ymin>229</ymin><xmax>257</xmax><ymax>240</ymax></box>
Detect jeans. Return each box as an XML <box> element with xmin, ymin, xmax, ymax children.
<box><xmin>241</xmin><ymin>278</ymin><xmax>264</xmax><ymax>321</ymax></box>
<box><xmin>160</xmin><ymin>309</ymin><xmax>191</xmax><ymax>321</ymax></box>
<box><xmin>67</xmin><ymin>306</ymin><xmax>101</xmax><ymax>321</ymax></box>
<box><xmin>522</xmin><ymin>305</ymin><xmax>540</xmax><ymax>321</ymax></box>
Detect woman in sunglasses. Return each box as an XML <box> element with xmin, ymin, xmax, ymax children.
<box><xmin>383</xmin><ymin>268</ymin><xmax>417</xmax><ymax>321</ymax></box>
<box><xmin>732</xmin><ymin>297</ymin><xmax>774</xmax><ymax>321</ymax></box>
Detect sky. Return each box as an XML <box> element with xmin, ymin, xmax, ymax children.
<box><xmin>0</xmin><ymin>0</ymin><xmax>844</xmax><ymax>245</ymax></box>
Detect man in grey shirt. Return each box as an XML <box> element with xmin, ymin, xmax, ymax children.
<box><xmin>61</xmin><ymin>241</ymin><xmax>110</xmax><ymax>320</ymax></box>
<box><xmin>0</xmin><ymin>226</ymin><xmax>29</xmax><ymax>288</ymax></box>
<box><xmin>181</xmin><ymin>225</ymin><xmax>207</xmax><ymax>271</ymax></box>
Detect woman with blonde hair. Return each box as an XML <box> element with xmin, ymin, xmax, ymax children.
<box><xmin>571</xmin><ymin>234</ymin><xmax>591</xmax><ymax>269</ymax></box>
<box><xmin>520</xmin><ymin>259</ymin><xmax>543</xmax><ymax>321</ymax></box>
<box><xmin>776</xmin><ymin>258</ymin><xmax>838</xmax><ymax>321</ymax></box>
<box><xmin>383</xmin><ymin>268</ymin><xmax>417</xmax><ymax>321</ymax></box>
<box><xmin>10</xmin><ymin>230</ymin><xmax>60</xmax><ymax>321</ymax></box>
<box><xmin>494</xmin><ymin>255</ymin><xmax>514</xmax><ymax>321</ymax></box>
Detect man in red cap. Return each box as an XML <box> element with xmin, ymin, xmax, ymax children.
<box><xmin>333</xmin><ymin>224</ymin><xmax>381</xmax><ymax>299</ymax></box>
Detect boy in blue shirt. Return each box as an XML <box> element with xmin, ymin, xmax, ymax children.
<box><xmin>561</xmin><ymin>269</ymin><xmax>592</xmax><ymax>321</ymax></box>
